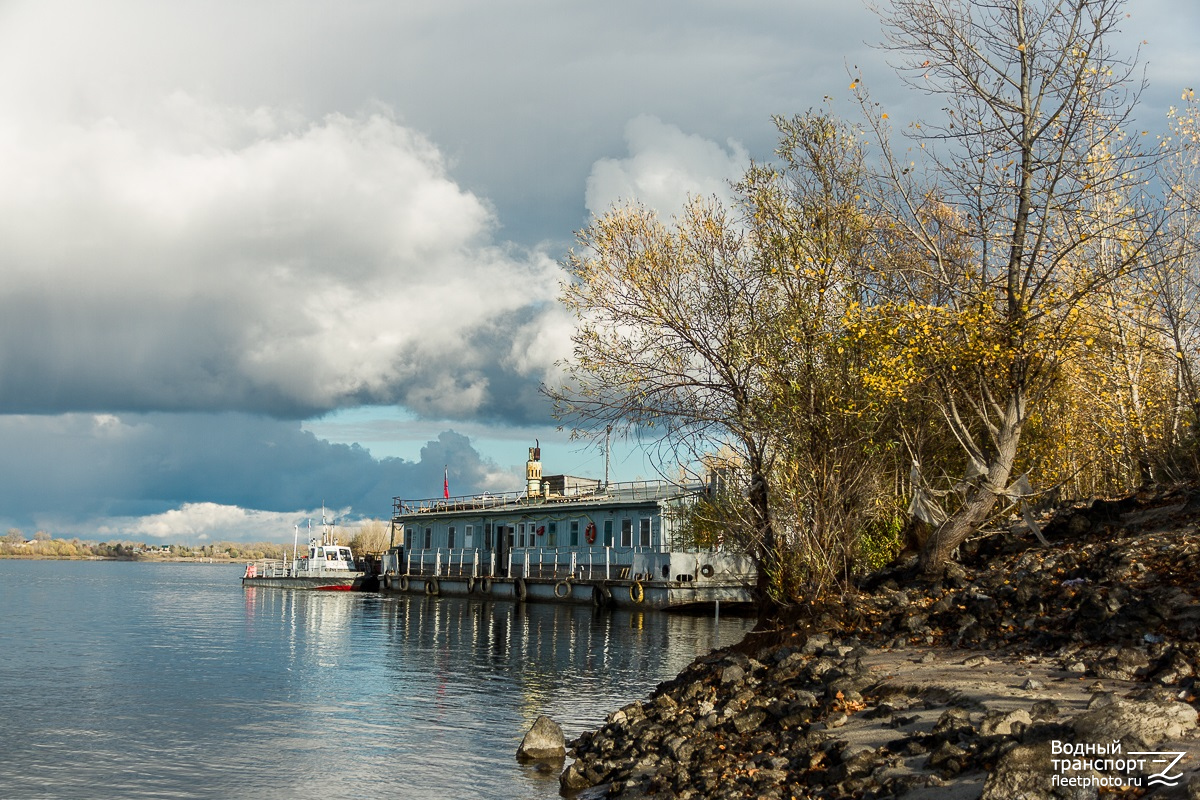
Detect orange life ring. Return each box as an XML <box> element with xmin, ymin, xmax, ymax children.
<box><xmin>585</xmin><ymin>522</ymin><xmax>597</xmax><ymax>545</ymax></box>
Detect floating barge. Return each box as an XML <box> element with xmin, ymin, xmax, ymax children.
<box><xmin>379</xmin><ymin>445</ymin><xmax>754</xmax><ymax>611</ymax></box>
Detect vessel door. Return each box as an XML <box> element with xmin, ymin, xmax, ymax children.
<box><xmin>496</xmin><ymin>525</ymin><xmax>509</xmax><ymax>577</ymax></box>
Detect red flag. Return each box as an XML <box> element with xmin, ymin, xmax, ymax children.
<box><xmin>443</xmin><ymin>466</ymin><xmax>450</xmax><ymax>499</ymax></box>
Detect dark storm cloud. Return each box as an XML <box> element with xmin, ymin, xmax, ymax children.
<box><xmin>0</xmin><ymin>413</ymin><xmax>512</xmax><ymax>540</ymax></box>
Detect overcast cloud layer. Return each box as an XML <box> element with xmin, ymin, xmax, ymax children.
<box><xmin>0</xmin><ymin>0</ymin><xmax>1195</xmax><ymax>541</ymax></box>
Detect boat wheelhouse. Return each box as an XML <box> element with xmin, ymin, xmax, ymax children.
<box><xmin>380</xmin><ymin>445</ymin><xmax>754</xmax><ymax>610</ymax></box>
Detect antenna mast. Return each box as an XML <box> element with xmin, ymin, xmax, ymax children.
<box><xmin>604</xmin><ymin>425</ymin><xmax>612</xmax><ymax>488</ymax></box>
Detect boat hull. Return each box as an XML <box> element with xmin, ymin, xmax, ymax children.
<box><xmin>242</xmin><ymin>573</ymin><xmax>379</xmax><ymax>591</ymax></box>
<box><xmin>378</xmin><ymin>574</ymin><xmax>751</xmax><ymax>612</ymax></box>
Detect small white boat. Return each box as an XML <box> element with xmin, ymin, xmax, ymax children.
<box><xmin>242</xmin><ymin>514</ymin><xmax>378</xmax><ymax>592</ymax></box>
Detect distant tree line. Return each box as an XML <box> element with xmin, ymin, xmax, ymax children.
<box><xmin>0</xmin><ymin>528</ymin><xmax>290</xmax><ymax>561</ymax></box>
<box><xmin>0</xmin><ymin>520</ymin><xmax>394</xmax><ymax>561</ymax></box>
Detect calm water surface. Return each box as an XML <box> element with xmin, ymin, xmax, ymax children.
<box><xmin>0</xmin><ymin>560</ymin><xmax>753</xmax><ymax>799</ymax></box>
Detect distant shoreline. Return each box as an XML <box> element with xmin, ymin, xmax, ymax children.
<box><xmin>0</xmin><ymin>554</ymin><xmax>241</xmax><ymax>564</ymax></box>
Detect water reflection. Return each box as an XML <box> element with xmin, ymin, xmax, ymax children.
<box><xmin>1</xmin><ymin>562</ymin><xmax>751</xmax><ymax>800</ymax></box>
<box><xmin>236</xmin><ymin>590</ymin><xmax>750</xmax><ymax>798</ymax></box>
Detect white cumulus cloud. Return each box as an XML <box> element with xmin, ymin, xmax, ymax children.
<box><xmin>585</xmin><ymin>115</ymin><xmax>750</xmax><ymax>221</ymax></box>
<box><xmin>0</xmin><ymin>96</ymin><xmax>569</xmax><ymax>422</ymax></box>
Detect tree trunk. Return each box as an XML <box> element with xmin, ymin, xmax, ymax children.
<box><xmin>919</xmin><ymin>399</ymin><xmax>1024</xmax><ymax>574</ymax></box>
<box><xmin>746</xmin><ymin>456</ymin><xmax>779</xmax><ymax>619</ymax></box>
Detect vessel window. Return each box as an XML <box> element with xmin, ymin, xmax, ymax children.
<box><xmin>465</xmin><ymin>524</ymin><xmax>474</xmax><ymax>548</ymax></box>
<box><xmin>569</xmin><ymin>521</ymin><xmax>578</xmax><ymax>546</ymax></box>
<box><xmin>448</xmin><ymin>526</ymin><xmax>456</xmax><ymax>549</ymax></box>
<box><xmin>547</xmin><ymin>522</ymin><xmax>557</xmax><ymax>547</ymax></box>
<box><xmin>604</xmin><ymin>520</ymin><xmax>613</xmax><ymax>547</ymax></box>
<box><xmin>621</xmin><ymin>519</ymin><xmax>633</xmax><ymax>548</ymax></box>
<box><xmin>640</xmin><ymin>518</ymin><xmax>651</xmax><ymax>547</ymax></box>
<box><xmin>484</xmin><ymin>523</ymin><xmax>492</xmax><ymax>549</ymax></box>
<box><xmin>518</xmin><ymin>523</ymin><xmax>525</xmax><ymax>548</ymax></box>
<box><xmin>424</xmin><ymin>528</ymin><xmax>432</xmax><ymax>550</ymax></box>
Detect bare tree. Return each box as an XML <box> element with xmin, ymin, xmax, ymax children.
<box><xmin>548</xmin><ymin>200</ymin><xmax>786</xmax><ymax>609</ymax></box>
<box><xmin>866</xmin><ymin>0</ymin><xmax>1158</xmax><ymax>571</ymax></box>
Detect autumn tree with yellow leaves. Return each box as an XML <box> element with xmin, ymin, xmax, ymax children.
<box><xmin>551</xmin><ymin>0</ymin><xmax>1190</xmax><ymax>609</ymax></box>
<box><xmin>863</xmin><ymin>0</ymin><xmax>1160</xmax><ymax>572</ymax></box>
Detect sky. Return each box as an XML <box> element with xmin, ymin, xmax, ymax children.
<box><xmin>0</xmin><ymin>1</ymin><xmax>1195</xmax><ymax>543</ymax></box>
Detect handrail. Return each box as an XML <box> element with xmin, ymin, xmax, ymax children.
<box><xmin>392</xmin><ymin>479</ymin><xmax>703</xmax><ymax>517</ymax></box>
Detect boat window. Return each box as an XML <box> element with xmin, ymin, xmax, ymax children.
<box><xmin>547</xmin><ymin>522</ymin><xmax>557</xmax><ymax>547</ymax></box>
<box><xmin>604</xmin><ymin>520</ymin><xmax>613</xmax><ymax>547</ymax></box>
<box><xmin>448</xmin><ymin>526</ymin><xmax>456</xmax><ymax>549</ymax></box>
<box><xmin>518</xmin><ymin>523</ymin><xmax>525</xmax><ymax>548</ymax></box>
<box><xmin>621</xmin><ymin>519</ymin><xmax>633</xmax><ymax>548</ymax></box>
<box><xmin>484</xmin><ymin>523</ymin><xmax>492</xmax><ymax>549</ymax></box>
<box><xmin>465</xmin><ymin>525</ymin><xmax>474</xmax><ymax>548</ymax></box>
<box><xmin>424</xmin><ymin>528</ymin><xmax>432</xmax><ymax>550</ymax></box>
<box><xmin>640</xmin><ymin>518</ymin><xmax>651</xmax><ymax>547</ymax></box>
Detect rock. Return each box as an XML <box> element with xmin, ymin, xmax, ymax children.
<box><xmin>1021</xmin><ymin>678</ymin><xmax>1045</xmax><ymax>691</ymax></box>
<box><xmin>1031</xmin><ymin>700</ymin><xmax>1059</xmax><ymax>720</ymax></box>
<box><xmin>802</xmin><ymin>633</ymin><xmax>832</xmax><ymax>655</ymax></box>
<box><xmin>981</xmin><ymin>742</ymin><xmax>1093</xmax><ymax>800</ymax></box>
<box><xmin>932</xmin><ymin>707</ymin><xmax>973</xmax><ymax>735</ymax></box>
<box><xmin>517</xmin><ymin>715</ymin><xmax>565</xmax><ymax>762</ymax></box>
<box><xmin>962</xmin><ymin>654</ymin><xmax>991</xmax><ymax>667</ymax></box>
<box><xmin>732</xmin><ymin>708</ymin><xmax>767</xmax><ymax>734</ymax></box>
<box><xmin>1153</xmin><ymin>649</ymin><xmax>1196</xmax><ymax>685</ymax></box>
<box><xmin>1072</xmin><ymin>693</ymin><xmax>1198</xmax><ymax>750</ymax></box>
<box><xmin>825</xmin><ymin>712</ymin><xmax>849</xmax><ymax>729</ymax></box>
<box><xmin>560</xmin><ymin>759</ymin><xmax>599</xmax><ymax>793</ymax></box>
<box><xmin>980</xmin><ymin>709</ymin><xmax>1032</xmax><ymax>737</ymax></box>
<box><xmin>720</xmin><ymin>664</ymin><xmax>746</xmax><ymax>685</ymax></box>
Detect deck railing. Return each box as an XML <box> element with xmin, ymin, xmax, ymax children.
<box><xmin>243</xmin><ymin>558</ymin><xmax>364</xmax><ymax>578</ymax></box>
<box><xmin>392</xmin><ymin>479</ymin><xmax>702</xmax><ymax>517</ymax></box>
<box><xmin>391</xmin><ymin>546</ymin><xmax>661</xmax><ymax>581</ymax></box>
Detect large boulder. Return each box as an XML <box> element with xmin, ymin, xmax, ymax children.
<box><xmin>1072</xmin><ymin>694</ymin><xmax>1197</xmax><ymax>751</ymax></box>
<box><xmin>981</xmin><ymin>743</ymin><xmax>1096</xmax><ymax>800</ymax></box>
<box><xmin>517</xmin><ymin>715</ymin><xmax>566</xmax><ymax>762</ymax></box>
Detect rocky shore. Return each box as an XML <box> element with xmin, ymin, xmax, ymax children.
<box><xmin>555</xmin><ymin>488</ymin><xmax>1200</xmax><ymax>799</ymax></box>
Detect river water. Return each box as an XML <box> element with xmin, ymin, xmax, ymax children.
<box><xmin>0</xmin><ymin>560</ymin><xmax>753</xmax><ymax>799</ymax></box>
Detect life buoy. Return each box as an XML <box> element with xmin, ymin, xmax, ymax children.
<box><xmin>630</xmin><ymin>581</ymin><xmax>644</xmax><ymax>604</ymax></box>
<box><xmin>554</xmin><ymin>579</ymin><xmax>572</xmax><ymax>598</ymax></box>
<box><xmin>585</xmin><ymin>522</ymin><xmax>597</xmax><ymax>545</ymax></box>
<box><xmin>515</xmin><ymin>577</ymin><xmax>528</xmax><ymax>602</ymax></box>
<box><xmin>592</xmin><ymin>582</ymin><xmax>613</xmax><ymax>609</ymax></box>
<box><xmin>425</xmin><ymin>578</ymin><xmax>439</xmax><ymax>596</ymax></box>
<box><xmin>398</xmin><ymin>575</ymin><xmax>410</xmax><ymax>592</ymax></box>
<box><xmin>537</xmin><ymin>525</ymin><xmax>545</xmax><ymax>536</ymax></box>
<box><xmin>700</xmin><ymin>564</ymin><xmax>715</xmax><ymax>578</ymax></box>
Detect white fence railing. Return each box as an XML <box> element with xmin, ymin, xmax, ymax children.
<box><xmin>393</xmin><ymin>546</ymin><xmax>666</xmax><ymax>581</ymax></box>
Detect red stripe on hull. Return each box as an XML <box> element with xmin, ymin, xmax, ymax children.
<box><xmin>313</xmin><ymin>584</ymin><xmax>356</xmax><ymax>591</ymax></box>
